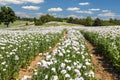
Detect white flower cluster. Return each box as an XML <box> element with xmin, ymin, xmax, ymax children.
<box><xmin>0</xmin><ymin>27</ymin><xmax>65</xmax><ymax>80</ymax></box>
<box><xmin>33</xmin><ymin>29</ymin><xmax>95</xmax><ymax>80</ymax></box>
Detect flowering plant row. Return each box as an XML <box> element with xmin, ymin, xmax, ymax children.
<box><xmin>0</xmin><ymin>30</ymin><xmax>64</xmax><ymax>80</ymax></box>
<box><xmin>32</xmin><ymin>29</ymin><xmax>95</xmax><ymax>80</ymax></box>
<box><xmin>80</xmin><ymin>26</ymin><xmax>120</xmax><ymax>71</ymax></box>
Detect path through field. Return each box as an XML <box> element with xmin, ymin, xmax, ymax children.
<box><xmin>18</xmin><ymin>31</ymin><xmax>67</xmax><ymax>80</ymax></box>
<box><xmin>18</xmin><ymin>29</ymin><xmax>119</xmax><ymax>80</ymax></box>
<box><xmin>85</xmin><ymin>39</ymin><xmax>119</xmax><ymax>80</ymax></box>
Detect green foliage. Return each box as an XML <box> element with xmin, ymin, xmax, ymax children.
<box><xmin>101</xmin><ymin>21</ymin><xmax>112</xmax><ymax>26</ymax></box>
<box><xmin>40</xmin><ymin>14</ymin><xmax>55</xmax><ymax>23</ymax></box>
<box><xmin>93</xmin><ymin>18</ymin><xmax>102</xmax><ymax>26</ymax></box>
<box><xmin>67</xmin><ymin>17</ymin><xmax>74</xmax><ymax>23</ymax></box>
<box><xmin>109</xmin><ymin>18</ymin><xmax>120</xmax><ymax>25</ymax></box>
<box><xmin>81</xmin><ymin>30</ymin><xmax>120</xmax><ymax>72</ymax></box>
<box><xmin>55</xmin><ymin>17</ymin><xmax>65</xmax><ymax>22</ymax></box>
<box><xmin>32</xmin><ymin>12</ymin><xmax>120</xmax><ymax>26</ymax></box>
<box><xmin>34</xmin><ymin>14</ymin><xmax>55</xmax><ymax>26</ymax></box>
<box><xmin>65</xmin><ymin>16</ymin><xmax>120</xmax><ymax>26</ymax></box>
<box><xmin>85</xmin><ymin>16</ymin><xmax>93</xmax><ymax>26</ymax></box>
<box><xmin>34</xmin><ymin>19</ymin><xmax>43</xmax><ymax>26</ymax></box>
<box><xmin>33</xmin><ymin>13</ymin><xmax>120</xmax><ymax>26</ymax></box>
<box><xmin>25</xmin><ymin>22</ymin><xmax>28</xmax><ymax>26</ymax></box>
<box><xmin>0</xmin><ymin>12</ymin><xmax>2</xmax><ymax>24</ymax></box>
<box><xmin>79</xmin><ymin>18</ymin><xmax>86</xmax><ymax>25</ymax></box>
<box><xmin>0</xmin><ymin>6</ymin><xmax>16</xmax><ymax>27</ymax></box>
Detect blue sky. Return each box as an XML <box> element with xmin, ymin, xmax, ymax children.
<box><xmin>0</xmin><ymin>0</ymin><xmax>120</xmax><ymax>20</ymax></box>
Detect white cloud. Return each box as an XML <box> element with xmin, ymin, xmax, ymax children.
<box><xmin>15</xmin><ymin>12</ymin><xmax>26</xmax><ymax>15</ymax></box>
<box><xmin>79</xmin><ymin>16</ymin><xmax>86</xmax><ymax>19</ymax></box>
<box><xmin>0</xmin><ymin>0</ymin><xmax>44</xmax><ymax>4</ymax></box>
<box><xmin>102</xmin><ymin>10</ymin><xmax>110</xmax><ymax>13</ymax></box>
<box><xmin>0</xmin><ymin>0</ymin><xmax>22</xmax><ymax>4</ymax></box>
<box><xmin>89</xmin><ymin>8</ymin><xmax>100</xmax><ymax>11</ymax></box>
<box><xmin>22</xmin><ymin>6</ymin><xmax>40</xmax><ymax>10</ymax></box>
<box><xmin>99</xmin><ymin>10</ymin><xmax>120</xmax><ymax>19</ymax></box>
<box><xmin>98</xmin><ymin>12</ymin><xmax>116</xmax><ymax>17</ymax></box>
<box><xmin>67</xmin><ymin>7</ymin><xmax>80</xmax><ymax>11</ymax></box>
<box><xmin>51</xmin><ymin>13</ymin><xmax>57</xmax><ymax>16</ymax></box>
<box><xmin>48</xmin><ymin>7</ymin><xmax>63</xmax><ymax>12</ymax></box>
<box><xmin>79</xmin><ymin>2</ymin><xmax>90</xmax><ymax>5</ymax></box>
<box><xmin>35</xmin><ymin>13</ymin><xmax>43</xmax><ymax>15</ymax></box>
<box><xmin>15</xmin><ymin>12</ymin><xmax>44</xmax><ymax>18</ymax></box>
<box><xmin>34</xmin><ymin>13</ymin><xmax>43</xmax><ymax>18</ymax></box>
<box><xmin>67</xmin><ymin>15</ymin><xmax>85</xmax><ymax>19</ymax></box>
<box><xmin>24</xmin><ymin>0</ymin><xmax>44</xmax><ymax>4</ymax></box>
<box><xmin>15</xmin><ymin>12</ymin><xmax>30</xmax><ymax>17</ymax></box>
<box><xmin>76</xmin><ymin>10</ymin><xmax>93</xmax><ymax>14</ymax></box>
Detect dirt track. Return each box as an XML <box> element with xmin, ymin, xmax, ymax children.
<box><xmin>85</xmin><ymin>39</ymin><xmax>119</xmax><ymax>80</ymax></box>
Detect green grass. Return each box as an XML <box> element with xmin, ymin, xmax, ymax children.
<box><xmin>42</xmin><ymin>21</ymin><xmax>81</xmax><ymax>27</ymax></box>
<box><xmin>0</xmin><ymin>20</ymin><xmax>30</xmax><ymax>28</ymax></box>
<box><xmin>0</xmin><ymin>21</ymin><xmax>82</xmax><ymax>30</ymax></box>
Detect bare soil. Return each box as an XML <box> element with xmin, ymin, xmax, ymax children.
<box><xmin>85</xmin><ymin>39</ymin><xmax>119</xmax><ymax>80</ymax></box>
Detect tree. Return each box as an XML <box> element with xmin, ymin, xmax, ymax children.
<box><xmin>34</xmin><ymin>19</ymin><xmax>43</xmax><ymax>25</ymax></box>
<box><xmin>109</xmin><ymin>18</ymin><xmax>113</xmax><ymax>23</ymax></box>
<box><xmin>85</xmin><ymin>16</ymin><xmax>92</xmax><ymax>26</ymax></box>
<box><xmin>34</xmin><ymin>17</ymin><xmax>37</xmax><ymax>23</ymax></box>
<box><xmin>40</xmin><ymin>14</ymin><xmax>55</xmax><ymax>23</ymax></box>
<box><xmin>67</xmin><ymin>17</ymin><xmax>74</xmax><ymax>23</ymax></box>
<box><xmin>78</xmin><ymin>18</ymin><xmax>86</xmax><ymax>25</ymax></box>
<box><xmin>93</xmin><ymin>18</ymin><xmax>102</xmax><ymax>26</ymax></box>
<box><xmin>0</xmin><ymin>8</ymin><xmax>2</xmax><ymax>25</ymax></box>
<box><xmin>0</xmin><ymin>6</ymin><xmax>16</xmax><ymax>27</ymax></box>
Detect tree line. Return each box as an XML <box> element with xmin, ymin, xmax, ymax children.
<box><xmin>34</xmin><ymin>14</ymin><xmax>120</xmax><ymax>26</ymax></box>
<box><xmin>67</xmin><ymin>16</ymin><xmax>120</xmax><ymax>26</ymax></box>
<box><xmin>0</xmin><ymin>6</ymin><xmax>120</xmax><ymax>27</ymax></box>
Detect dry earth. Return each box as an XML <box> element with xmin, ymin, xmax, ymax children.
<box><xmin>85</xmin><ymin>39</ymin><xmax>119</xmax><ymax>80</ymax></box>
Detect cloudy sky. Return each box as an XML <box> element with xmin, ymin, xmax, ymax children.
<box><xmin>0</xmin><ymin>0</ymin><xmax>120</xmax><ymax>20</ymax></box>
